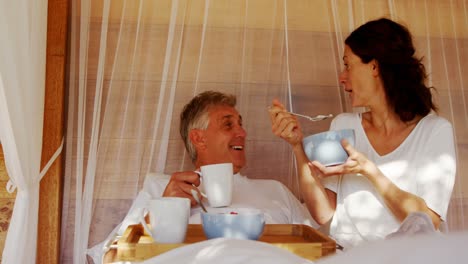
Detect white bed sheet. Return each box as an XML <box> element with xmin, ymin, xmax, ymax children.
<box><xmin>317</xmin><ymin>231</ymin><xmax>468</xmax><ymax>264</ymax></box>
<box><xmin>106</xmin><ymin>231</ymin><xmax>468</xmax><ymax>264</ymax></box>
<box><xmin>138</xmin><ymin>238</ymin><xmax>314</xmax><ymax>264</ymax></box>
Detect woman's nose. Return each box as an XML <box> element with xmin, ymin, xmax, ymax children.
<box><xmin>338</xmin><ymin>70</ymin><xmax>347</xmax><ymax>84</ymax></box>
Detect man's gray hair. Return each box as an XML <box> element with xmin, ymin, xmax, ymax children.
<box><xmin>179</xmin><ymin>91</ymin><xmax>237</xmax><ymax>163</ymax></box>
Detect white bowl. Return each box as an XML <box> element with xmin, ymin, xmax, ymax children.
<box><xmin>201</xmin><ymin>208</ymin><xmax>265</xmax><ymax>240</ymax></box>
<box><xmin>303</xmin><ymin>129</ymin><xmax>355</xmax><ymax>166</ymax></box>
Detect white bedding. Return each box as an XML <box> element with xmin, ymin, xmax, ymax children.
<box><xmin>105</xmin><ymin>227</ymin><xmax>468</xmax><ymax>264</ymax></box>
<box><xmin>318</xmin><ymin>231</ymin><xmax>468</xmax><ymax>264</ymax></box>
<box><xmin>139</xmin><ymin>238</ymin><xmax>314</xmax><ymax>264</ymax></box>
<box><xmin>106</xmin><ymin>231</ymin><xmax>468</xmax><ymax>264</ymax></box>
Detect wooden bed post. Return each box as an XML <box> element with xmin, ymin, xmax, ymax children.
<box><xmin>37</xmin><ymin>0</ymin><xmax>68</xmax><ymax>263</ymax></box>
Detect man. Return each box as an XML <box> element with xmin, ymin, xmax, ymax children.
<box><xmin>161</xmin><ymin>90</ymin><xmax>247</xmax><ymax>205</ymax></box>
<box><xmin>156</xmin><ymin>91</ymin><xmax>313</xmax><ymax>224</ymax></box>
<box><xmin>90</xmin><ymin>91</ymin><xmax>315</xmax><ymax>262</ymax></box>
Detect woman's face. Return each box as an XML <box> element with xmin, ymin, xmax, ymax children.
<box><xmin>338</xmin><ymin>45</ymin><xmax>380</xmax><ymax>108</ymax></box>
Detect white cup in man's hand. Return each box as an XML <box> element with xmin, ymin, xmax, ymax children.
<box><xmin>196</xmin><ymin>163</ymin><xmax>233</xmax><ymax>207</ymax></box>
<box><xmin>140</xmin><ymin>197</ymin><xmax>190</xmax><ymax>243</ymax></box>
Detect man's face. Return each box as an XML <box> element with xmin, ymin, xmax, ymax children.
<box><xmin>196</xmin><ymin>105</ymin><xmax>246</xmax><ymax>173</ymax></box>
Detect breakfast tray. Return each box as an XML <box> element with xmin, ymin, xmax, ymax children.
<box><xmin>106</xmin><ymin>224</ymin><xmax>336</xmax><ymax>263</ymax></box>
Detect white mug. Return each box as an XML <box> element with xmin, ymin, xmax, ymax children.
<box><xmin>140</xmin><ymin>197</ymin><xmax>190</xmax><ymax>243</ymax></box>
<box><xmin>196</xmin><ymin>163</ymin><xmax>233</xmax><ymax>207</ymax></box>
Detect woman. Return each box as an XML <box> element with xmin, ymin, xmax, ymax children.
<box><xmin>269</xmin><ymin>18</ymin><xmax>456</xmax><ymax>248</ymax></box>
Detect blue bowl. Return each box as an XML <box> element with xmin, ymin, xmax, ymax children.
<box><xmin>303</xmin><ymin>129</ymin><xmax>355</xmax><ymax>166</ymax></box>
<box><xmin>201</xmin><ymin>208</ymin><xmax>265</xmax><ymax>240</ymax></box>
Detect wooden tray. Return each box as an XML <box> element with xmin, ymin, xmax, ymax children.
<box><xmin>105</xmin><ymin>224</ymin><xmax>336</xmax><ymax>263</ymax></box>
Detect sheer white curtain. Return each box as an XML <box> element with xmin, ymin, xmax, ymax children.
<box><xmin>0</xmin><ymin>0</ymin><xmax>48</xmax><ymax>263</ymax></box>
<box><xmin>62</xmin><ymin>0</ymin><xmax>468</xmax><ymax>263</ymax></box>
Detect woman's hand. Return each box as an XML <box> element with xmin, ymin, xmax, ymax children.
<box><xmin>310</xmin><ymin>139</ymin><xmax>378</xmax><ymax>178</ymax></box>
<box><xmin>268</xmin><ymin>99</ymin><xmax>303</xmax><ymax>147</ymax></box>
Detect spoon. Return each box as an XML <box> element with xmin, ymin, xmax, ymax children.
<box><xmin>191</xmin><ymin>188</ymin><xmax>208</xmax><ymax>213</ymax></box>
<box><xmin>287</xmin><ymin>112</ymin><xmax>333</xmax><ymax>122</ymax></box>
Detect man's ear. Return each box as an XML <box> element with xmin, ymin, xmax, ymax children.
<box><xmin>189</xmin><ymin>129</ymin><xmax>206</xmax><ymax>150</ymax></box>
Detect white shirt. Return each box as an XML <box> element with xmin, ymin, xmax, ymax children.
<box><xmin>322</xmin><ymin>113</ymin><xmax>456</xmax><ymax>248</ymax></box>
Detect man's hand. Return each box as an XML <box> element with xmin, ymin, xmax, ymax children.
<box><xmin>162</xmin><ymin>171</ymin><xmax>202</xmax><ymax>206</ymax></box>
